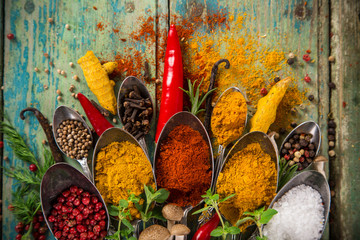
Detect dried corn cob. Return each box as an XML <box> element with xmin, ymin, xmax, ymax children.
<box><xmin>77</xmin><ymin>51</ymin><xmax>118</xmax><ymax>115</ymax></box>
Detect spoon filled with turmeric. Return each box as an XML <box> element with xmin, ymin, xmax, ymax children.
<box><xmin>211</xmin><ymin>87</ymin><xmax>248</xmax><ymax>179</ymax></box>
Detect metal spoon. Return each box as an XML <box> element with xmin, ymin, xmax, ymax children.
<box><xmin>92</xmin><ymin>127</ymin><xmax>155</xmax><ymax>238</ymax></box>
<box><xmin>117</xmin><ymin>76</ymin><xmax>154</xmax><ymax>156</ymax></box>
<box><xmin>154</xmin><ymin>111</ymin><xmax>214</xmax><ymax>239</ymax></box>
<box><xmin>40</xmin><ymin>163</ymin><xmax>110</xmax><ymax>237</ymax></box>
<box><xmin>211</xmin><ymin>87</ymin><xmax>248</xmax><ymax>183</ymax></box>
<box><xmin>262</xmin><ymin>170</ymin><xmax>330</xmax><ymax>239</ymax></box>
<box><xmin>279</xmin><ymin>121</ymin><xmax>321</xmax><ymax>171</ymax></box>
<box><xmin>215</xmin><ymin>131</ymin><xmax>279</xmax><ymax>239</ymax></box>
<box><xmin>52</xmin><ymin>105</ymin><xmax>93</xmax><ymax>180</ymax></box>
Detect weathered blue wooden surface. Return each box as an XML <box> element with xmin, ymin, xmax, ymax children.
<box><xmin>2</xmin><ymin>0</ymin><xmax>359</xmax><ymax>239</ymax></box>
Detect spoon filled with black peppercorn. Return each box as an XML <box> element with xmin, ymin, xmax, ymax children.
<box><xmin>52</xmin><ymin>106</ymin><xmax>93</xmax><ymax>180</ymax></box>
<box><xmin>279</xmin><ymin>121</ymin><xmax>321</xmax><ymax>171</ymax></box>
<box><xmin>117</xmin><ymin>76</ymin><xmax>154</xmax><ymax>155</ymax></box>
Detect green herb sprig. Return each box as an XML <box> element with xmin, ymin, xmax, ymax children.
<box><xmin>278</xmin><ymin>157</ymin><xmax>298</xmax><ymax>190</ymax></box>
<box><xmin>107</xmin><ymin>193</ymin><xmax>140</xmax><ymax>240</ymax></box>
<box><xmin>180</xmin><ymin>79</ymin><xmax>217</xmax><ymax>116</ymax></box>
<box><xmin>236</xmin><ymin>207</ymin><xmax>278</xmax><ymax>240</ymax></box>
<box><xmin>136</xmin><ymin>185</ymin><xmax>169</xmax><ymax>229</ymax></box>
<box><xmin>0</xmin><ymin>121</ymin><xmax>55</xmax><ymax>231</ymax></box>
<box><xmin>193</xmin><ymin>189</ymin><xmax>239</xmax><ymax>240</ymax></box>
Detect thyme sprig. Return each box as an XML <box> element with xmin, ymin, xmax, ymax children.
<box><xmin>278</xmin><ymin>157</ymin><xmax>298</xmax><ymax>190</ymax></box>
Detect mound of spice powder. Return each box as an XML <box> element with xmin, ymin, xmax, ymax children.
<box><xmin>211</xmin><ymin>91</ymin><xmax>247</xmax><ymax>146</ymax></box>
<box><xmin>216</xmin><ymin>143</ymin><xmax>277</xmax><ymax>228</ymax></box>
<box><xmin>95</xmin><ymin>141</ymin><xmax>155</xmax><ymax>219</ymax></box>
<box><xmin>156</xmin><ymin>125</ymin><xmax>212</xmax><ymax>207</ymax></box>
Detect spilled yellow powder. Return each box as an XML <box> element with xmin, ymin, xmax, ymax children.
<box><xmin>183</xmin><ymin>13</ymin><xmax>305</xmax><ymax>130</ymax></box>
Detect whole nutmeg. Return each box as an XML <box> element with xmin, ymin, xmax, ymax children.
<box><xmin>139</xmin><ymin>225</ymin><xmax>170</xmax><ymax>240</ymax></box>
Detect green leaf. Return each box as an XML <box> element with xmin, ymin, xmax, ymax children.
<box><xmin>150</xmin><ymin>206</ymin><xmax>167</xmax><ymax>221</ymax></box>
<box><xmin>219</xmin><ymin>193</ymin><xmax>236</xmax><ymax>203</ymax></box>
<box><xmin>144</xmin><ymin>184</ymin><xmax>154</xmax><ymax>202</ymax></box>
<box><xmin>256</xmin><ymin>236</ymin><xmax>267</xmax><ymax>240</ymax></box>
<box><xmin>134</xmin><ymin>202</ymin><xmax>143</xmax><ymax>212</ymax></box>
<box><xmin>235</xmin><ymin>217</ymin><xmax>254</xmax><ymax>227</ymax></box>
<box><xmin>210</xmin><ymin>227</ymin><xmax>224</xmax><ymax>237</ymax></box>
<box><xmin>105</xmin><ymin>231</ymin><xmax>120</xmax><ymax>239</ymax></box>
<box><xmin>108</xmin><ymin>205</ymin><xmax>120</xmax><ymax>217</ymax></box>
<box><xmin>259</xmin><ymin>208</ymin><xmax>278</xmax><ymax>224</ymax></box>
<box><xmin>119</xmin><ymin>199</ymin><xmax>129</xmax><ymax>209</ymax></box>
<box><xmin>153</xmin><ymin>188</ymin><xmax>170</xmax><ymax>203</ymax></box>
<box><xmin>192</xmin><ymin>206</ymin><xmax>210</xmax><ymax>215</ymax></box>
<box><xmin>210</xmin><ymin>194</ymin><xmax>219</xmax><ymax>201</ymax></box>
<box><xmin>243</xmin><ymin>211</ymin><xmax>257</xmax><ymax>217</ymax></box>
<box><xmin>128</xmin><ymin>237</ymin><xmax>137</xmax><ymax>240</ymax></box>
<box><xmin>227</xmin><ymin>226</ymin><xmax>241</xmax><ymax>235</ymax></box>
<box><xmin>122</xmin><ymin>219</ymin><xmax>134</xmax><ymax>231</ymax></box>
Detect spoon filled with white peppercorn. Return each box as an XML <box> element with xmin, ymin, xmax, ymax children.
<box><xmin>117</xmin><ymin>76</ymin><xmax>154</xmax><ymax>155</ymax></box>
<box><xmin>52</xmin><ymin>106</ymin><xmax>93</xmax><ymax>180</ymax></box>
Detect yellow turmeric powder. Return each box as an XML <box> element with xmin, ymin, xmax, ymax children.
<box><xmin>211</xmin><ymin>91</ymin><xmax>247</xmax><ymax>146</ymax></box>
<box><xmin>94</xmin><ymin>141</ymin><xmax>155</xmax><ymax>219</ymax></box>
<box><xmin>216</xmin><ymin>143</ymin><xmax>277</xmax><ymax>228</ymax></box>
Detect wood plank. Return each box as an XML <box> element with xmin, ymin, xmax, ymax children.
<box><xmin>2</xmin><ymin>0</ymin><xmax>157</xmax><ymax>239</ymax></box>
<box><xmin>329</xmin><ymin>0</ymin><xmax>360</xmax><ymax>239</ymax></box>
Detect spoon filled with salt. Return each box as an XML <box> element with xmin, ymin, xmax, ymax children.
<box><xmin>52</xmin><ymin>106</ymin><xmax>93</xmax><ymax>180</ymax></box>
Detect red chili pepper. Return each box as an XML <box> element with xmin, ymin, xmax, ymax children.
<box><xmin>192</xmin><ymin>213</ymin><xmax>220</xmax><ymax>240</ymax></box>
<box><xmin>155</xmin><ymin>24</ymin><xmax>183</xmax><ymax>142</ymax></box>
<box><xmin>77</xmin><ymin>93</ymin><xmax>113</xmax><ymax>136</ymax></box>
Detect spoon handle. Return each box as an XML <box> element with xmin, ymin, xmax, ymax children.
<box><xmin>78</xmin><ymin>158</ymin><xmax>92</xmax><ymax>181</ymax></box>
<box><xmin>138</xmin><ymin>137</ymin><xmax>149</xmax><ymax>158</ymax></box>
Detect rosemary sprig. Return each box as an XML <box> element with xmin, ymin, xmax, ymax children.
<box><xmin>180</xmin><ymin>79</ymin><xmax>217</xmax><ymax>116</ymax></box>
<box><xmin>3</xmin><ymin>166</ymin><xmax>41</xmax><ymax>186</ymax></box>
<box><xmin>278</xmin><ymin>157</ymin><xmax>298</xmax><ymax>190</ymax></box>
<box><xmin>0</xmin><ymin>122</ymin><xmax>38</xmax><ymax>166</ymax></box>
<box><xmin>11</xmin><ymin>186</ymin><xmax>41</xmax><ymax>224</ymax></box>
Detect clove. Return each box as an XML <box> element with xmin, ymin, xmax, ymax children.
<box><xmin>123</xmin><ymin>101</ymin><xmax>146</xmax><ymax>110</ymax></box>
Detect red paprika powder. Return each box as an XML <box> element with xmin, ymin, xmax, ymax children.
<box><xmin>156</xmin><ymin>125</ymin><xmax>212</xmax><ymax>207</ymax></box>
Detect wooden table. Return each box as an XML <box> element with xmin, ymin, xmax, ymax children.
<box><xmin>1</xmin><ymin>0</ymin><xmax>359</xmax><ymax>239</ymax></box>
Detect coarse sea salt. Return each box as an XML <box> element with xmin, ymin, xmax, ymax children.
<box><xmin>263</xmin><ymin>184</ymin><xmax>324</xmax><ymax>240</ymax></box>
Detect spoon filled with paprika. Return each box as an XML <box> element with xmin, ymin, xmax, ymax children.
<box><xmin>117</xmin><ymin>76</ymin><xmax>154</xmax><ymax>156</ymax></box>
<box><xmin>154</xmin><ymin>111</ymin><xmax>214</xmax><ymax>233</ymax></box>
<box><xmin>52</xmin><ymin>106</ymin><xmax>94</xmax><ymax>180</ymax></box>
<box><xmin>210</xmin><ymin>86</ymin><xmax>248</xmax><ymax>182</ymax></box>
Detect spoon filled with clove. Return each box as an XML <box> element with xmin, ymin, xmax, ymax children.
<box><xmin>118</xmin><ymin>76</ymin><xmax>154</xmax><ymax>156</ymax></box>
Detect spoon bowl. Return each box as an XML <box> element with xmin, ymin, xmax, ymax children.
<box><xmin>154</xmin><ymin>111</ymin><xmax>214</xmax><ymax>230</ymax></box>
<box><xmin>211</xmin><ymin>87</ymin><xmax>248</xmax><ymax>180</ymax></box>
<box><xmin>52</xmin><ymin>105</ymin><xmax>93</xmax><ymax>180</ymax></box>
<box><xmin>40</xmin><ymin>163</ymin><xmax>110</xmax><ymax>237</ymax></box>
<box><xmin>279</xmin><ymin>121</ymin><xmax>321</xmax><ymax>170</ymax></box>
<box><xmin>117</xmin><ymin>76</ymin><xmax>154</xmax><ymax>154</ymax></box>
<box><xmin>263</xmin><ymin>170</ymin><xmax>330</xmax><ymax>239</ymax></box>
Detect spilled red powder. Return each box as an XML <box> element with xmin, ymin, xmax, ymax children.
<box><xmin>96</xmin><ymin>22</ymin><xmax>104</xmax><ymax>31</ymax></box>
<box><xmin>93</xmin><ymin>6</ymin><xmax>97</xmax><ymax>10</ymax></box>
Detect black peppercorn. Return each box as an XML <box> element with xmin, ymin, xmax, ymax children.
<box><xmin>274</xmin><ymin>76</ymin><xmax>281</xmax><ymax>83</ymax></box>
<box><xmin>287</xmin><ymin>58</ymin><xmax>295</xmax><ymax>65</ymax></box>
<box><xmin>294</xmin><ymin>143</ymin><xmax>301</xmax><ymax>150</ymax></box>
<box><xmin>299</xmin><ymin>139</ymin><xmax>308</xmax><ymax>147</ymax></box>
<box><xmin>290</xmin><ymin>122</ymin><xmax>297</xmax><ymax>128</ymax></box>
<box><xmin>309</xmin><ymin>150</ymin><xmax>316</xmax><ymax>157</ymax></box>
<box><xmin>328</xmin><ymin>128</ymin><xmax>336</xmax><ymax>135</ymax></box>
<box><xmin>328</xmin><ymin>82</ymin><xmax>336</xmax><ymax>89</ymax></box>
<box><xmin>293</xmin><ymin>134</ymin><xmax>300</xmax><ymax>140</ymax></box>
<box><xmin>305</xmin><ymin>134</ymin><xmax>312</xmax><ymax>142</ymax></box>
<box><xmin>284</xmin><ymin>142</ymin><xmax>292</xmax><ymax>149</ymax></box>
<box><xmin>289</xmin><ymin>138</ymin><xmax>295</xmax><ymax>144</ymax></box>
<box><xmin>328</xmin><ymin>135</ymin><xmax>336</xmax><ymax>141</ymax></box>
<box><xmin>302</xmin><ymin>161</ymin><xmax>309</xmax><ymax>168</ymax></box>
<box><xmin>308</xmin><ymin>95</ymin><xmax>314</xmax><ymax>101</ymax></box>
<box><xmin>308</xmin><ymin>143</ymin><xmax>315</xmax><ymax>150</ymax></box>
<box><xmin>328</xmin><ymin>120</ymin><xmax>336</xmax><ymax>128</ymax></box>
<box><xmin>306</xmin><ymin>157</ymin><xmax>312</xmax><ymax>163</ymax></box>
<box><xmin>279</xmin><ymin>128</ymin><xmax>286</xmax><ymax>135</ymax></box>
<box><xmin>281</xmin><ymin>148</ymin><xmax>288</xmax><ymax>155</ymax></box>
